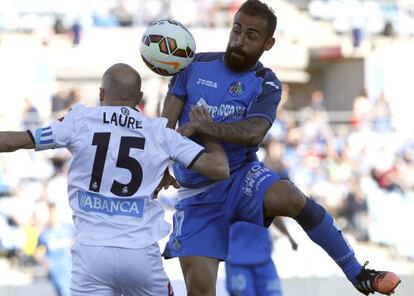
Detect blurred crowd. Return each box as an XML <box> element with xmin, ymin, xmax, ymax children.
<box><xmin>0</xmin><ymin>0</ymin><xmax>244</xmax><ymax>33</ymax></box>
<box><xmin>1</xmin><ymin>0</ymin><xmax>413</xmax><ymax>37</ymax></box>
<box><xmin>308</xmin><ymin>0</ymin><xmax>414</xmax><ymax>37</ymax></box>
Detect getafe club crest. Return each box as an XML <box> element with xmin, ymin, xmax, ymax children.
<box><xmin>229</xmin><ymin>81</ymin><xmax>244</xmax><ymax>96</ymax></box>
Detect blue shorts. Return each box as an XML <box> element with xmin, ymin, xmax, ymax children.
<box><xmin>163</xmin><ymin>161</ymin><xmax>281</xmax><ymax>260</ymax></box>
<box><xmin>225</xmin><ymin>260</ymin><xmax>282</xmax><ymax>296</ymax></box>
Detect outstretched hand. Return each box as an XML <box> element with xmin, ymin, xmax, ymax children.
<box><xmin>189</xmin><ymin>105</ymin><xmax>212</xmax><ymax>123</ymax></box>
<box><xmin>153</xmin><ymin>169</ymin><xmax>180</xmax><ymax>199</ymax></box>
<box><xmin>177</xmin><ymin>123</ymin><xmax>197</xmax><ymax>137</ymax></box>
<box><xmin>177</xmin><ymin>106</ymin><xmax>212</xmax><ymax>137</ymax></box>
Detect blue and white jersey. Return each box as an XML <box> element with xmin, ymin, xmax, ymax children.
<box><xmin>30</xmin><ymin>104</ymin><xmax>204</xmax><ymax>249</ymax></box>
<box><xmin>227</xmin><ymin>221</ymin><xmax>273</xmax><ymax>265</ymax></box>
<box><xmin>169</xmin><ymin>52</ymin><xmax>282</xmax><ymax>188</ymax></box>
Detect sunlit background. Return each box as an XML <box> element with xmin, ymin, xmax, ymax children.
<box><xmin>0</xmin><ymin>0</ymin><xmax>414</xmax><ymax>295</ymax></box>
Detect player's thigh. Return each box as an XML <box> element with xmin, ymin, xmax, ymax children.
<box><xmin>263</xmin><ymin>179</ymin><xmax>307</xmax><ymax>219</ymax></box>
<box><xmin>225</xmin><ymin>263</ymin><xmax>255</xmax><ymax>296</ymax></box>
<box><xmin>232</xmin><ymin>162</ymin><xmax>281</xmax><ymax>227</ymax></box>
<box><xmin>180</xmin><ymin>256</ymin><xmax>219</xmax><ymax>294</ymax></box>
<box><xmin>254</xmin><ymin>261</ymin><xmax>282</xmax><ymax>296</ymax></box>
<box><xmin>119</xmin><ymin>244</ymin><xmax>173</xmax><ymax>296</ymax></box>
<box><xmin>71</xmin><ymin>244</ymin><xmax>121</xmax><ymax>296</ymax></box>
<box><xmin>164</xmin><ymin>193</ymin><xmax>231</xmax><ymax>260</ymax></box>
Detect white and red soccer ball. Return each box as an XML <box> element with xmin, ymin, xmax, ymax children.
<box><xmin>140</xmin><ymin>20</ymin><xmax>196</xmax><ymax>76</ymax></box>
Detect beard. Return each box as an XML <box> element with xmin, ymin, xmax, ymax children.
<box><xmin>224</xmin><ymin>46</ymin><xmax>261</xmax><ymax>72</ymax></box>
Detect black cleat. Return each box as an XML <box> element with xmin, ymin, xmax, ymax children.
<box><xmin>355</xmin><ymin>262</ymin><xmax>401</xmax><ymax>295</ymax></box>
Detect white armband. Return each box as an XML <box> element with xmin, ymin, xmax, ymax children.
<box><xmin>31</xmin><ymin>126</ymin><xmax>56</xmax><ymax>151</ymax></box>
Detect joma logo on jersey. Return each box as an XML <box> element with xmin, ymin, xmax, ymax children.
<box><xmin>196</xmin><ymin>78</ymin><xmax>218</xmax><ymax>88</ymax></box>
<box><xmin>78</xmin><ymin>191</ymin><xmax>144</xmax><ymax>217</ymax></box>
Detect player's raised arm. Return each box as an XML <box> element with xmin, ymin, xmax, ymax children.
<box><xmin>0</xmin><ymin>131</ymin><xmax>35</xmax><ymax>152</ymax></box>
<box><xmin>176</xmin><ymin>74</ymin><xmax>282</xmax><ymax>146</ymax></box>
<box><xmin>0</xmin><ymin>105</ymin><xmax>81</xmax><ymax>154</ymax></box>
<box><xmin>179</xmin><ymin>116</ymin><xmax>271</xmax><ymax>146</ymax></box>
<box><xmin>161</xmin><ymin>93</ymin><xmax>185</xmax><ymax>129</ymax></box>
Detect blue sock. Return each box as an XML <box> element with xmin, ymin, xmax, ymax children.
<box><xmin>294</xmin><ymin>198</ymin><xmax>362</xmax><ymax>284</ymax></box>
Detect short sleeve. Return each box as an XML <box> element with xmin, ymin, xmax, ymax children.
<box><xmin>167</xmin><ymin>67</ymin><xmax>189</xmax><ymax>102</ymax></box>
<box><xmin>246</xmin><ymin>74</ymin><xmax>282</xmax><ymax>125</ymax></box>
<box><xmin>29</xmin><ymin>104</ymin><xmax>84</xmax><ymax>151</ymax></box>
<box><xmin>159</xmin><ymin>119</ymin><xmax>205</xmax><ymax>168</ymax></box>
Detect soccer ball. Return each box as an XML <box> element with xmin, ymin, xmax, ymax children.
<box><xmin>140</xmin><ymin>20</ymin><xmax>196</xmax><ymax>76</ymax></box>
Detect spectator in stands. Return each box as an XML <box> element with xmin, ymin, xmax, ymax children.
<box><xmin>350</xmin><ymin>90</ymin><xmax>373</xmax><ymax>129</ymax></box>
<box><xmin>300</xmin><ymin>90</ymin><xmax>328</xmax><ymax>127</ymax></box>
<box><xmin>372</xmin><ymin>93</ymin><xmax>393</xmax><ymax>132</ymax></box>
<box><xmin>111</xmin><ymin>0</ymin><xmax>134</xmax><ymax>27</ymax></box>
<box><xmin>21</xmin><ymin>99</ymin><xmax>41</xmax><ymax>131</ymax></box>
<box><xmin>36</xmin><ymin>203</ymin><xmax>73</xmax><ymax>296</ymax></box>
<box><xmin>339</xmin><ymin>177</ymin><xmax>369</xmax><ymax>242</ymax></box>
<box><xmin>53</xmin><ymin>16</ymin><xmax>66</xmax><ymax>35</ymax></box>
<box><xmin>67</xmin><ymin>88</ymin><xmax>82</xmax><ymax>108</ymax></box>
<box><xmin>0</xmin><ymin>170</ymin><xmax>12</xmax><ymax>197</ymax></box>
<box><xmin>71</xmin><ymin>20</ymin><xmax>82</xmax><ymax>47</ymax></box>
<box><xmin>21</xmin><ymin>213</ymin><xmax>41</xmax><ymax>266</ymax></box>
<box><xmin>51</xmin><ymin>90</ymin><xmax>70</xmax><ymax>115</ymax></box>
<box><xmin>371</xmin><ymin>165</ymin><xmax>405</xmax><ymax>194</ymax></box>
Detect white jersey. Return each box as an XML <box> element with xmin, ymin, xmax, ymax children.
<box><xmin>31</xmin><ymin>104</ymin><xmax>204</xmax><ymax>249</ymax></box>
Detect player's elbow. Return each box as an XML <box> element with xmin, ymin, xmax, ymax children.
<box><xmin>248</xmin><ymin>133</ymin><xmax>265</xmax><ymax>146</ymax></box>
<box><xmin>191</xmin><ymin>153</ymin><xmax>230</xmax><ymax>180</ymax></box>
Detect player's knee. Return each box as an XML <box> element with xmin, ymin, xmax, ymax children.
<box><xmin>187</xmin><ymin>282</ymin><xmax>215</xmax><ymax>296</ymax></box>
<box><xmin>264</xmin><ymin>180</ymin><xmax>307</xmax><ymax>217</ymax></box>
<box><xmin>185</xmin><ymin>275</ymin><xmax>215</xmax><ymax>296</ymax></box>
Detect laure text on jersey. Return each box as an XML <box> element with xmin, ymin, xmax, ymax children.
<box><xmin>103</xmin><ymin>112</ymin><xmax>143</xmax><ymax>130</ymax></box>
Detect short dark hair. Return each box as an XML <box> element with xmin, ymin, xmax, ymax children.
<box><xmin>237</xmin><ymin>0</ymin><xmax>277</xmax><ymax>37</ymax></box>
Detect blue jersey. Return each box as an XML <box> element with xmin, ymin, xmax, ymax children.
<box><xmin>227</xmin><ymin>222</ymin><xmax>273</xmax><ymax>265</ymax></box>
<box><xmin>168</xmin><ymin>52</ymin><xmax>282</xmax><ymax>188</ymax></box>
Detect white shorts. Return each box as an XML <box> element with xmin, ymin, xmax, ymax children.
<box><xmin>71</xmin><ymin>243</ymin><xmax>173</xmax><ymax>296</ymax></box>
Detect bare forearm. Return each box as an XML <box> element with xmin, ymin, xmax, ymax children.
<box><xmin>161</xmin><ymin>94</ymin><xmax>185</xmax><ymax>129</ymax></box>
<box><xmin>0</xmin><ymin>131</ymin><xmax>34</xmax><ymax>152</ymax></box>
<box><xmin>194</xmin><ymin>117</ymin><xmax>270</xmax><ymax>146</ymax></box>
<box><xmin>201</xmin><ymin>135</ymin><xmax>228</xmax><ymax>164</ymax></box>
<box><xmin>192</xmin><ymin>135</ymin><xmax>229</xmax><ymax>180</ymax></box>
